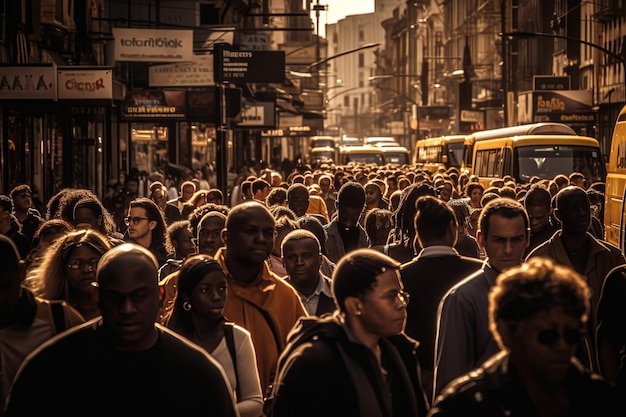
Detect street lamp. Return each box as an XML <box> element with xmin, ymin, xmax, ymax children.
<box><xmin>308</xmin><ymin>42</ymin><xmax>381</xmax><ymax>70</ymax></box>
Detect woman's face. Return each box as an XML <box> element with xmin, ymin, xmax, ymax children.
<box><xmin>65</xmin><ymin>245</ymin><xmax>101</xmax><ymax>296</ymax></box>
<box><xmin>470</xmin><ymin>187</ymin><xmax>483</xmax><ymax>205</ymax></box>
<box><xmin>189</xmin><ymin>271</ymin><xmax>227</xmax><ymax>321</ymax></box>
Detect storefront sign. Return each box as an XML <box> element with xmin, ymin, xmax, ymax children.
<box><xmin>122</xmin><ymin>89</ymin><xmax>186</xmax><ymax>119</ymax></box>
<box><xmin>236</xmin><ymin>101</ymin><xmax>275</xmax><ymax>128</ymax></box>
<box><xmin>0</xmin><ymin>65</ymin><xmax>56</xmax><ymax>100</ymax></box>
<box><xmin>113</xmin><ymin>28</ymin><xmax>193</xmax><ymax>62</ymax></box>
<box><xmin>149</xmin><ymin>55</ymin><xmax>214</xmax><ymax>86</ymax></box>
<box><xmin>57</xmin><ymin>68</ymin><xmax>113</xmax><ymax>99</ymax></box>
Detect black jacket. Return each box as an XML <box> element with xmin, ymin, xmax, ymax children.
<box><xmin>269</xmin><ymin>313</ymin><xmax>429</xmax><ymax>417</ymax></box>
<box><xmin>429</xmin><ymin>351</ymin><xmax>619</xmax><ymax>417</ymax></box>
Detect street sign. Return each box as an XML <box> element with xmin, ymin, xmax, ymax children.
<box><xmin>216</xmin><ymin>48</ymin><xmax>285</xmax><ymax>84</ymax></box>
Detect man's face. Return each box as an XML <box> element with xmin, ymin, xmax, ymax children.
<box><xmin>282</xmin><ymin>238</ymin><xmax>321</xmax><ymax>286</ymax></box>
<box><xmin>359</xmin><ymin>269</ymin><xmax>408</xmax><ymax>337</ymax></box>
<box><xmin>478</xmin><ymin>213</ymin><xmax>528</xmax><ymax>273</ymax></box>
<box><xmin>181</xmin><ymin>185</ymin><xmax>195</xmax><ymax>202</ymax></box>
<box><xmin>555</xmin><ymin>189</ymin><xmax>591</xmax><ymax>234</ymax></box>
<box><xmin>224</xmin><ymin>207</ymin><xmax>275</xmax><ymax>267</ymax></box>
<box><xmin>526</xmin><ymin>204</ymin><xmax>551</xmax><ymax>234</ymax></box>
<box><xmin>98</xmin><ymin>258</ymin><xmax>160</xmax><ymax>352</ymax></box>
<box><xmin>365</xmin><ymin>185</ymin><xmax>380</xmax><ymax>205</ymax></box>
<box><xmin>337</xmin><ymin>203</ymin><xmax>363</xmax><ymax>230</ymax></box>
<box><xmin>173</xmin><ymin>227</ymin><xmax>196</xmax><ymax>258</ymax></box>
<box><xmin>288</xmin><ymin>191</ymin><xmax>310</xmax><ymax>217</ymax></box>
<box><xmin>126</xmin><ymin>207</ymin><xmax>154</xmax><ymax>241</ymax></box>
<box><xmin>197</xmin><ymin>217</ymin><xmax>225</xmax><ymax>257</ymax></box>
<box><xmin>319</xmin><ymin>179</ymin><xmax>331</xmax><ymax>194</ymax></box>
<box><xmin>12</xmin><ymin>191</ymin><xmax>31</xmax><ymax>212</ymax></box>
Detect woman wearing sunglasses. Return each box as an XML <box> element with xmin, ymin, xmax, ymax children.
<box><xmin>27</xmin><ymin>229</ymin><xmax>112</xmax><ymax>320</ymax></box>
<box><xmin>428</xmin><ymin>257</ymin><xmax>619</xmax><ymax>416</ymax></box>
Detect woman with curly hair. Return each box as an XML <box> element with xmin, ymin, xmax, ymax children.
<box><xmin>28</xmin><ymin>229</ymin><xmax>112</xmax><ymax>320</ymax></box>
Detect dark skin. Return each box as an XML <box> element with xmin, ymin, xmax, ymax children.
<box><xmin>222</xmin><ymin>202</ymin><xmax>276</xmax><ymax>287</ymax></box>
<box><xmin>553</xmin><ymin>186</ymin><xmax>591</xmax><ymax>251</ymax></box>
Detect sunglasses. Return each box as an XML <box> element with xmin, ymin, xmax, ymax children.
<box><xmin>124</xmin><ymin>216</ymin><xmax>150</xmax><ymax>226</ymax></box>
<box><xmin>536</xmin><ymin>327</ymin><xmax>582</xmax><ymax>346</ymax></box>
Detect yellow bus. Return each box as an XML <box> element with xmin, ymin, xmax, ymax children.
<box><xmin>413</xmin><ymin>135</ymin><xmax>466</xmax><ymax>173</ymax></box>
<box><xmin>604</xmin><ymin>104</ymin><xmax>626</xmax><ymax>250</ymax></box>
<box><xmin>460</xmin><ymin>122</ymin><xmax>578</xmax><ymax>176</ymax></box>
<box><xmin>338</xmin><ymin>145</ymin><xmax>410</xmax><ymax>166</ymax></box>
<box><xmin>471</xmin><ymin>134</ymin><xmax>605</xmax><ymax>189</ymax></box>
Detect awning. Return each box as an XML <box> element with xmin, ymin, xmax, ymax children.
<box><xmin>276</xmin><ymin>99</ymin><xmax>300</xmax><ymax>115</ymax></box>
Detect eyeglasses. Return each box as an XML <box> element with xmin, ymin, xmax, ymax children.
<box><xmin>67</xmin><ymin>259</ymin><xmax>99</xmax><ymax>271</ymax></box>
<box><xmin>124</xmin><ymin>216</ymin><xmax>150</xmax><ymax>226</ymax></box>
<box><xmin>536</xmin><ymin>327</ymin><xmax>582</xmax><ymax>346</ymax></box>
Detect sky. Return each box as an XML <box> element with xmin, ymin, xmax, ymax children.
<box><xmin>313</xmin><ymin>0</ymin><xmax>375</xmax><ymax>37</ymax></box>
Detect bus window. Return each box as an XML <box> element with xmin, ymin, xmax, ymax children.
<box><xmin>514</xmin><ymin>145</ymin><xmax>605</xmax><ymax>183</ymax></box>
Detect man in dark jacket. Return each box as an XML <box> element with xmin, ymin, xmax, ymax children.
<box><xmin>269</xmin><ymin>249</ymin><xmax>429</xmax><ymax>417</ymax></box>
<box><xmin>401</xmin><ymin>196</ymin><xmax>483</xmax><ymax>402</ymax></box>
<box><xmin>0</xmin><ymin>195</ymin><xmax>31</xmax><ymax>259</ymax></box>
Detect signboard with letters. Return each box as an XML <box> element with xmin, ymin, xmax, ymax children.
<box><xmin>236</xmin><ymin>101</ymin><xmax>276</xmax><ymax>128</ymax></box>
<box><xmin>0</xmin><ymin>65</ymin><xmax>56</xmax><ymax>100</ymax></box>
<box><xmin>217</xmin><ymin>48</ymin><xmax>285</xmax><ymax>83</ymax></box>
<box><xmin>149</xmin><ymin>55</ymin><xmax>214</xmax><ymax>86</ymax></box>
<box><xmin>57</xmin><ymin>68</ymin><xmax>113</xmax><ymax>100</ymax></box>
<box><xmin>113</xmin><ymin>28</ymin><xmax>193</xmax><ymax>62</ymax></box>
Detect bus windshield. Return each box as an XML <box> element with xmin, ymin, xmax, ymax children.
<box><xmin>447</xmin><ymin>142</ymin><xmax>464</xmax><ymax>167</ymax></box>
<box><xmin>345</xmin><ymin>153</ymin><xmax>385</xmax><ymax>165</ymax></box>
<box><xmin>515</xmin><ymin>145</ymin><xmax>606</xmax><ymax>183</ymax></box>
<box><xmin>384</xmin><ymin>152</ymin><xmax>410</xmax><ymax>165</ymax></box>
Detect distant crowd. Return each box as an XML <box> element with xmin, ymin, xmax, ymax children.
<box><xmin>1</xmin><ymin>160</ymin><xmax>625</xmax><ymax>416</ymax></box>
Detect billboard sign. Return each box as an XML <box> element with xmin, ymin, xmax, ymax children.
<box><xmin>113</xmin><ymin>28</ymin><xmax>193</xmax><ymax>62</ymax></box>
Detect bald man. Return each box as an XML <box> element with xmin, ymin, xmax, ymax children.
<box><xmin>5</xmin><ymin>243</ymin><xmax>237</xmax><ymax>417</ymax></box>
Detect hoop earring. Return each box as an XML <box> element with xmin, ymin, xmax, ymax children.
<box><xmin>183</xmin><ymin>301</ymin><xmax>192</xmax><ymax>311</ymax></box>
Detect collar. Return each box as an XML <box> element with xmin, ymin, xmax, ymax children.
<box><xmin>416</xmin><ymin>245</ymin><xmax>459</xmax><ymax>259</ymax></box>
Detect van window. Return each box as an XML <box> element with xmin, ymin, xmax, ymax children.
<box><xmin>345</xmin><ymin>153</ymin><xmax>384</xmax><ymax>165</ymax></box>
<box><xmin>384</xmin><ymin>152</ymin><xmax>410</xmax><ymax>165</ymax></box>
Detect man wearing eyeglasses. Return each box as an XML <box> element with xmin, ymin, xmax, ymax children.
<box><xmin>428</xmin><ymin>257</ymin><xmax>619</xmax><ymax>417</ymax></box>
<box><xmin>124</xmin><ymin>198</ymin><xmax>173</xmax><ymax>268</ymax></box>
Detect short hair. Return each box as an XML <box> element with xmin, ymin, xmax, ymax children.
<box><xmin>297</xmin><ymin>214</ymin><xmax>328</xmax><ymax>254</ymax></box>
<box><xmin>364</xmin><ymin>208</ymin><xmax>393</xmax><ymax>244</ymax></box>
<box><xmin>553</xmin><ymin>174</ymin><xmax>569</xmax><ymax>188</ymax></box>
<box><xmin>479</xmin><ymin>198</ymin><xmax>529</xmax><ymax>239</ymax></box>
<box><xmin>524</xmin><ymin>186</ymin><xmax>552</xmax><ymax>209</ymax></box>
<box><xmin>266</xmin><ymin>187</ymin><xmax>288</xmax><ymax>206</ymax></box>
<box><xmin>489</xmin><ymin>257</ymin><xmax>590</xmax><ymax>350</ymax></box>
<box><xmin>336</xmin><ymin>182</ymin><xmax>366</xmax><ymax>208</ymax></box>
<box><xmin>569</xmin><ymin>172</ymin><xmax>585</xmax><ymax>183</ymax></box>
<box><xmin>97</xmin><ymin>243</ymin><xmax>158</xmax><ymax>283</ymax></box>
<box><xmin>166</xmin><ymin>220</ymin><xmax>192</xmax><ymax>251</ymax></box>
<box><xmin>180</xmin><ymin>180</ymin><xmax>196</xmax><ymax>193</ymax></box>
<box><xmin>286</xmin><ymin>183</ymin><xmax>309</xmax><ymax>201</ymax></box>
<box><xmin>269</xmin><ymin>205</ymin><xmax>298</xmax><ymax>221</ymax></box>
<box><xmin>498</xmin><ymin>186</ymin><xmax>517</xmax><ymax>200</ymax></box>
<box><xmin>281</xmin><ymin>229</ymin><xmax>321</xmax><ymax>256</ymax></box>
<box><xmin>415</xmin><ymin>196</ymin><xmax>457</xmax><ymax>245</ymax></box>
<box><xmin>206</xmin><ymin>189</ymin><xmax>224</xmax><ymax>204</ymax></box>
<box><xmin>332</xmin><ymin>248</ymin><xmax>400</xmax><ymax>312</ymax></box>
<box><xmin>252</xmin><ymin>178</ymin><xmax>271</xmax><ymax>195</ymax></box>
<box><xmin>480</xmin><ymin>192</ymin><xmax>500</xmax><ymax>208</ymax></box>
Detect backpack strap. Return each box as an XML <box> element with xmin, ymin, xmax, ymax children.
<box><xmin>224</xmin><ymin>321</ymin><xmax>240</xmax><ymax>399</ymax></box>
<box><xmin>49</xmin><ymin>301</ymin><xmax>66</xmax><ymax>335</ymax></box>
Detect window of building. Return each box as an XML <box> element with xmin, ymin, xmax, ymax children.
<box><xmin>344</xmin><ymin>96</ymin><xmax>350</xmax><ymax>107</ymax></box>
<box><xmin>359</xmin><ymin>29</ymin><xmax>364</xmax><ymax>42</ymax></box>
<box><xmin>358</xmin><ymin>53</ymin><xmax>364</xmax><ymax>68</ymax></box>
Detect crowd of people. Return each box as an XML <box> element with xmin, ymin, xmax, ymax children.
<box><xmin>1</xmin><ymin>160</ymin><xmax>626</xmax><ymax>416</ymax></box>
